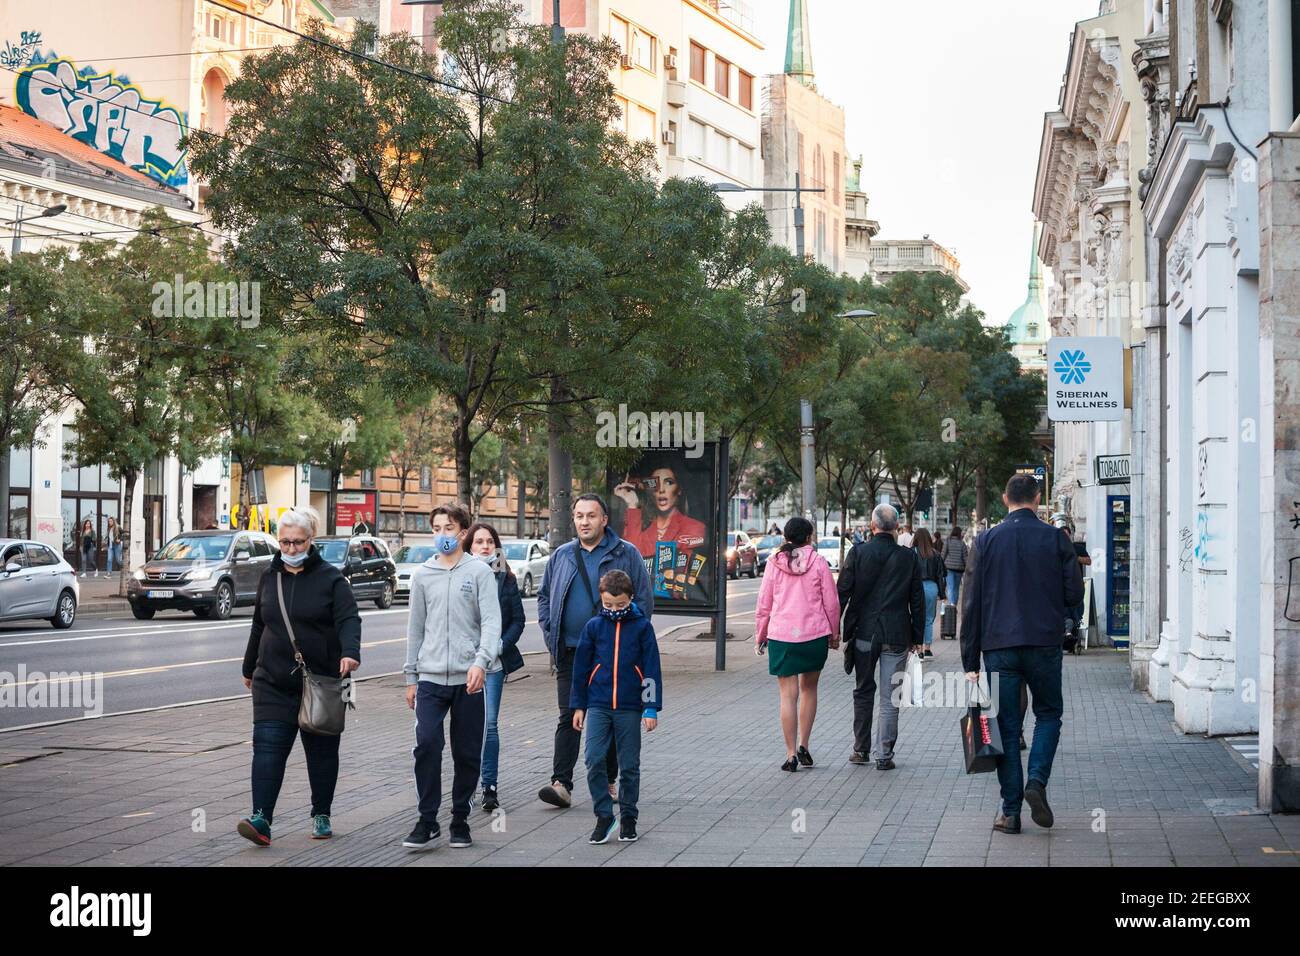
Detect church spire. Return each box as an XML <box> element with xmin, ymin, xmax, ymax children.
<box><xmin>785</xmin><ymin>0</ymin><xmax>816</xmax><ymax>88</ymax></box>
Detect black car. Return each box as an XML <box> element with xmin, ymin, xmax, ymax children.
<box><xmin>755</xmin><ymin>534</ymin><xmax>784</xmax><ymax>574</ymax></box>
<box><xmin>314</xmin><ymin>534</ymin><xmax>397</xmax><ymax>608</ymax></box>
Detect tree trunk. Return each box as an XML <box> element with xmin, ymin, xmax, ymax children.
<box><xmin>397</xmin><ymin>473</ymin><xmax>407</xmax><ymax>545</ymax></box>
<box><xmin>975</xmin><ymin>466</ymin><xmax>987</xmax><ymax>525</ymax></box>
<box><xmin>327</xmin><ymin>469</ymin><xmax>341</xmax><ymax>535</ymax></box>
<box><xmin>177</xmin><ymin>463</ymin><xmax>185</xmax><ymax>534</ymax></box>
<box><xmin>516</xmin><ymin>477</ymin><xmax>526</xmax><ymax>539</ymax></box>
<box><xmin>546</xmin><ymin>383</ymin><xmax>573</xmax><ymax>550</ymax></box>
<box><xmin>453</xmin><ymin>403</ymin><xmax>473</xmax><ymax>507</ymax></box>
<box><xmin>118</xmin><ymin>470</ymin><xmax>137</xmax><ymax>598</ymax></box>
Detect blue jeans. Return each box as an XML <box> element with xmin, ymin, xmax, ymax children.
<box><xmin>585</xmin><ymin>707</ymin><xmax>642</xmax><ymax>821</ymax></box>
<box><xmin>250</xmin><ymin>719</ymin><xmax>340</xmax><ymax>825</ymax></box>
<box><xmin>983</xmin><ymin>646</ymin><xmax>1063</xmax><ymax>816</ymax></box>
<box><xmin>922</xmin><ymin>580</ymin><xmax>938</xmax><ymax>645</ymax></box>
<box><xmin>480</xmin><ymin>669</ymin><xmax>505</xmax><ymax>788</ymax></box>
<box><xmin>107</xmin><ymin>543</ymin><xmax>122</xmax><ymax>572</ymax></box>
<box><xmin>946</xmin><ymin>570</ymin><xmax>962</xmax><ymax>609</ymax></box>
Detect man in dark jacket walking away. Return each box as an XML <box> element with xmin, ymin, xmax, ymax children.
<box><xmin>536</xmin><ymin>493</ymin><xmax>653</xmax><ymax>809</ymax></box>
<box><xmin>837</xmin><ymin>504</ymin><xmax>925</xmax><ymax>769</ymax></box>
<box><xmin>961</xmin><ymin>475</ymin><xmax>1083</xmax><ymax>834</ymax></box>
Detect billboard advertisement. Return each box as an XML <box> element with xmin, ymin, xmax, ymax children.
<box><xmin>607</xmin><ymin>444</ymin><xmax>719</xmax><ymax>612</ymax></box>
<box><xmin>335</xmin><ymin>491</ymin><xmax>376</xmax><ymax>534</ymax></box>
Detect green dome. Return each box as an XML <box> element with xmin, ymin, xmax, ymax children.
<box><xmin>1008</xmin><ymin>222</ymin><xmax>1048</xmax><ymax>345</ymax></box>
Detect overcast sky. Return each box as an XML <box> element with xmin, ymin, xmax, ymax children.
<box><xmin>749</xmin><ymin>0</ymin><xmax>1096</xmax><ymax>324</ymax></box>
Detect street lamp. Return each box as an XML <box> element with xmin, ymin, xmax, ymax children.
<box><xmin>711</xmin><ymin>178</ymin><xmax>827</xmax><ymax>520</ymax></box>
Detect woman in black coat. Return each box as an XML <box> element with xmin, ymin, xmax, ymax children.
<box><xmin>238</xmin><ymin>507</ymin><xmax>361</xmax><ymax>846</ymax></box>
<box><xmin>467</xmin><ymin>522</ymin><xmax>526</xmax><ymax>812</ymax></box>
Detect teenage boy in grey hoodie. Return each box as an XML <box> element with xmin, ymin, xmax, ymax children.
<box><xmin>401</xmin><ymin>504</ymin><xmax>502</xmax><ymax>851</ymax></box>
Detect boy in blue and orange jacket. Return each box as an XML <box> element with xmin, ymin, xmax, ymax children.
<box><xmin>571</xmin><ymin>569</ymin><xmax>663</xmax><ymax>845</ymax></box>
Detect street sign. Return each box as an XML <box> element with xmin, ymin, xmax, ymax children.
<box><xmin>1015</xmin><ymin>463</ymin><xmax>1046</xmax><ymax>483</ymax></box>
<box><xmin>1047</xmin><ymin>336</ymin><xmax>1123</xmax><ymax>422</ymax></box>
<box><xmin>1095</xmin><ymin>454</ymin><xmax>1131</xmax><ymax>485</ymax></box>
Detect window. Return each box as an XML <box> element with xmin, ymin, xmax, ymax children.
<box><xmin>26</xmin><ymin>544</ymin><xmax>58</xmax><ymax>567</ymax></box>
<box><xmin>737</xmin><ymin>143</ymin><xmax>754</xmax><ymax>180</ymax></box>
<box><xmin>2</xmin><ymin>544</ymin><xmax>26</xmax><ymax>568</ymax></box>
<box><xmin>232</xmin><ymin>535</ymin><xmax>252</xmax><ymax>558</ymax></box>
<box><xmin>690</xmin><ymin>42</ymin><xmax>706</xmax><ymax>83</ymax></box>
<box><xmin>714</xmin><ymin>55</ymin><xmax>731</xmax><ymax>98</ymax></box>
<box><xmin>361</xmin><ymin>468</ymin><xmax>375</xmax><ymax>487</ymax></box>
<box><xmin>634</xmin><ymin>104</ymin><xmax>655</xmax><ymax>142</ymax></box>
<box><xmin>667</xmin><ymin>119</ymin><xmax>678</xmax><ymax>155</ymax></box>
<box><xmin>347</xmin><ymin>541</ymin><xmax>364</xmax><ymax>563</ymax></box>
<box><xmin>739</xmin><ymin>69</ymin><xmax>754</xmax><ymax>110</ymax></box>
<box><xmin>373</xmin><ymin>539</ymin><xmax>390</xmax><ymax>558</ymax></box>
<box><xmin>710</xmin><ymin>129</ymin><xmax>731</xmax><ymax>169</ymax></box>
<box><xmin>614</xmin><ymin>95</ymin><xmax>629</xmax><ymax>135</ymax></box>
<box><xmin>688</xmin><ymin>118</ymin><xmax>707</xmax><ymax>159</ymax></box>
<box><xmin>610</xmin><ymin>15</ymin><xmax>629</xmax><ymax>55</ymax></box>
<box><xmin>360</xmin><ymin>540</ymin><xmax>379</xmax><ymax>560</ymax></box>
<box><xmin>419</xmin><ymin>465</ymin><xmax>432</xmax><ymax>492</ymax></box>
<box><xmin>633</xmin><ymin>30</ymin><xmax>656</xmax><ymax>72</ymax></box>
<box><xmin>833</xmin><ymin>152</ymin><xmax>841</xmax><ymax>205</ymax></box>
<box><xmin>252</xmin><ymin>536</ymin><xmax>272</xmax><ymax>558</ymax></box>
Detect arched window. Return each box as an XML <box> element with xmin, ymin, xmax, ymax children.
<box><xmin>201</xmin><ymin>68</ymin><xmax>229</xmax><ymax>135</ymax></box>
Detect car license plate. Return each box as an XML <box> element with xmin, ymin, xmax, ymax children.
<box><xmin>146</xmin><ymin>590</ymin><xmax>174</xmax><ymax>599</ymax></box>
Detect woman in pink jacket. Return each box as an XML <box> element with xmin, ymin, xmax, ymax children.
<box><xmin>755</xmin><ymin>517</ymin><xmax>841</xmax><ymax>772</ymax></box>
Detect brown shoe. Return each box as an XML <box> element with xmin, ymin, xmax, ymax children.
<box><xmin>993</xmin><ymin>812</ymin><xmax>1021</xmax><ymax>834</ymax></box>
<box><xmin>538</xmin><ymin>782</ymin><xmax>571</xmax><ymax>808</ymax></box>
<box><xmin>848</xmin><ymin>751</ymin><xmax>870</xmax><ymax>765</ymax></box>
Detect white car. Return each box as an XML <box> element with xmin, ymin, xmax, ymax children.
<box><xmin>391</xmin><ymin>543</ymin><xmax>438</xmax><ymax>601</ymax></box>
<box><xmin>816</xmin><ymin>537</ymin><xmax>849</xmax><ymax>573</ymax></box>
<box><xmin>0</xmin><ymin>539</ymin><xmax>80</xmax><ymax>628</ymax></box>
<box><xmin>501</xmin><ymin>539</ymin><xmax>550</xmax><ymax>597</ymax></box>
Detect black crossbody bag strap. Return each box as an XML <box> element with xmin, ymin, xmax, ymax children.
<box><xmin>573</xmin><ymin>545</ymin><xmax>598</xmax><ymax>606</ymax></box>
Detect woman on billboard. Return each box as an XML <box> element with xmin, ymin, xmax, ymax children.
<box><xmin>613</xmin><ymin>463</ymin><xmax>707</xmax><ymax>558</ymax></box>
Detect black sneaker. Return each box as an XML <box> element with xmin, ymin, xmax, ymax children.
<box><xmin>796</xmin><ymin>745</ymin><xmax>814</xmax><ymax>767</ymax></box>
<box><xmin>876</xmin><ymin>758</ymin><xmax>896</xmax><ymax>771</ymax></box>
<box><xmin>619</xmin><ymin>817</ymin><xmax>639</xmax><ymax>842</ymax></box>
<box><xmin>589</xmin><ymin>815</ymin><xmax>618</xmax><ymax>844</ymax></box>
<box><xmin>481</xmin><ymin>786</ymin><xmax>499</xmax><ymax>812</ymax></box>
<box><xmin>449</xmin><ymin>817</ymin><xmax>472</xmax><ymax>848</ymax></box>
<box><xmin>402</xmin><ymin>819</ymin><xmax>440</xmax><ymax>850</ymax></box>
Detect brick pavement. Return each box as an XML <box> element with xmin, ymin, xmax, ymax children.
<box><xmin>1</xmin><ymin>631</ymin><xmax>1297</xmax><ymax>867</ymax></box>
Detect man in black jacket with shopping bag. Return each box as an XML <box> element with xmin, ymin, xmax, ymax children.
<box><xmin>960</xmin><ymin>474</ymin><xmax>1083</xmax><ymax>834</ymax></box>
<box><xmin>837</xmin><ymin>504</ymin><xmax>925</xmax><ymax>770</ymax></box>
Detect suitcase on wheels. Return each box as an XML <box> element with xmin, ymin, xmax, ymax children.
<box><xmin>940</xmin><ymin>603</ymin><xmax>957</xmax><ymax>639</ymax></box>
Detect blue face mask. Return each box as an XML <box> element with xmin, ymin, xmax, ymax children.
<box><xmin>282</xmin><ymin>549</ymin><xmax>309</xmax><ymax>567</ymax></box>
<box><xmin>434</xmin><ymin>534</ymin><xmax>460</xmax><ymax>555</ymax></box>
<box><xmin>600</xmin><ymin>605</ymin><xmax>632</xmax><ymax>621</ymax></box>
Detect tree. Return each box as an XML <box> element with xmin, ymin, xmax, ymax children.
<box><xmin>0</xmin><ymin>250</ymin><xmax>78</xmax><ymax>534</ymax></box>
<box><xmin>48</xmin><ymin>217</ymin><xmax>225</xmax><ymax>594</ymax></box>
<box><xmin>387</xmin><ymin>397</ymin><xmax>443</xmax><ymax>544</ymax></box>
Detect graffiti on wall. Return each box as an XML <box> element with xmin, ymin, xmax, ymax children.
<box><xmin>1178</xmin><ymin>526</ymin><xmax>1193</xmax><ymax>573</ymax></box>
<box><xmin>1194</xmin><ymin>510</ymin><xmax>1212</xmax><ymax>568</ymax></box>
<box><xmin>1</xmin><ymin>31</ymin><xmax>42</xmax><ymax>69</ymax></box>
<box><xmin>14</xmin><ymin>55</ymin><xmax>189</xmax><ymax>187</ymax></box>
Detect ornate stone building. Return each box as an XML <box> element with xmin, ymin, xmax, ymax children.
<box><xmin>1033</xmin><ymin>0</ymin><xmax>1147</xmax><ymax>643</ymax></box>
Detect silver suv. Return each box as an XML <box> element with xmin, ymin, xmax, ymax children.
<box><xmin>127</xmin><ymin>529</ymin><xmax>278</xmax><ymax>620</ymax></box>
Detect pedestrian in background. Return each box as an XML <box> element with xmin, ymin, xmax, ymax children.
<box><xmin>105</xmin><ymin>516</ymin><xmax>122</xmax><ymax>573</ymax></box>
<box><xmin>754</xmin><ymin>516</ymin><xmax>840</xmax><ymax>772</ymax></box>
<box><xmin>960</xmin><ymin>475</ymin><xmax>1083</xmax><ymax>834</ymax></box>
<box><xmin>79</xmin><ymin>518</ymin><xmax>96</xmax><ymax>575</ymax></box>
<box><xmin>897</xmin><ymin>524</ymin><xmax>914</xmax><ymax>548</ymax></box>
<box><xmin>238</xmin><ymin>506</ymin><xmax>360</xmax><ymax>846</ymax></box>
<box><xmin>570</xmin><ymin>570</ymin><xmax>662</xmax><ymax>845</ymax></box>
<box><xmin>536</xmin><ymin>493</ymin><xmax>652</xmax><ymax>810</ymax></box>
<box><xmin>912</xmin><ymin>528</ymin><xmax>946</xmax><ymax>659</ymax></box>
<box><xmin>402</xmin><ymin>504</ymin><xmax>502</xmax><ymax>851</ymax></box>
<box><xmin>466</xmin><ymin>521</ymin><xmax>526</xmax><ymax>813</ymax></box>
<box><xmin>943</xmin><ymin>526</ymin><xmax>967</xmax><ymax>615</ymax></box>
<box><xmin>838</xmin><ymin>504</ymin><xmax>925</xmax><ymax>770</ymax></box>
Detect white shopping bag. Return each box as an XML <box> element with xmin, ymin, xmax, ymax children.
<box><xmin>906</xmin><ymin>652</ymin><xmax>924</xmax><ymax>707</ymax></box>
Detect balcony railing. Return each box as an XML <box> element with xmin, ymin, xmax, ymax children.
<box><xmin>696</xmin><ymin>0</ymin><xmax>756</xmax><ymax>35</ymax></box>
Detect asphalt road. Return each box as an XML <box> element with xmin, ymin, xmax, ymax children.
<box><xmin>0</xmin><ymin>576</ymin><xmax>766</xmax><ymax>730</ymax></box>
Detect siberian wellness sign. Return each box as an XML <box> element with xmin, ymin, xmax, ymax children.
<box><xmin>1047</xmin><ymin>336</ymin><xmax>1123</xmax><ymax>422</ymax></box>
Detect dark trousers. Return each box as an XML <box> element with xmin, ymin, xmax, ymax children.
<box><xmin>554</xmin><ymin>645</ymin><xmax>616</xmax><ymax>791</ymax></box>
<box><xmin>585</xmin><ymin>707</ymin><xmax>642</xmax><ymax>820</ymax></box>
<box><xmin>413</xmin><ymin>681</ymin><xmax>485</xmax><ymax>824</ymax></box>
<box><xmin>250</xmin><ymin>719</ymin><xmax>340</xmax><ymax>825</ymax></box>
<box><xmin>984</xmin><ymin>646</ymin><xmax>1064</xmax><ymax>815</ymax></box>
<box><xmin>851</xmin><ymin>641</ymin><xmax>909</xmax><ymax>758</ymax></box>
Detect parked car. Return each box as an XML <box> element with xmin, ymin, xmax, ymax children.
<box><xmin>754</xmin><ymin>534</ymin><xmax>784</xmax><ymax>574</ymax></box>
<box><xmin>0</xmin><ymin>539</ymin><xmax>79</xmax><ymax>629</ymax></box>
<box><xmin>501</xmin><ymin>538</ymin><xmax>550</xmax><ymax>597</ymax></box>
<box><xmin>314</xmin><ymin>534</ymin><xmax>397</xmax><ymax>608</ymax></box>
<box><xmin>391</xmin><ymin>543</ymin><xmax>438</xmax><ymax>602</ymax></box>
<box><xmin>816</xmin><ymin>536</ymin><xmax>847</xmax><ymax>573</ymax></box>
<box><xmin>127</xmin><ymin>529</ymin><xmax>278</xmax><ymax>620</ymax></box>
<box><xmin>725</xmin><ymin>531</ymin><xmax>758</xmax><ymax>579</ymax></box>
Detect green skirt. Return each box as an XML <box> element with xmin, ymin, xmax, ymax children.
<box><xmin>768</xmin><ymin>636</ymin><xmax>829</xmax><ymax>677</ymax></box>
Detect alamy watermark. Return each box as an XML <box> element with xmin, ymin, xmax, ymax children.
<box><xmin>151</xmin><ymin>274</ymin><xmax>260</xmax><ymax>328</ymax></box>
<box><xmin>595</xmin><ymin>403</ymin><xmax>705</xmax><ymax>459</ymax></box>
<box><xmin>0</xmin><ymin>666</ymin><xmax>103</xmax><ymax>716</ymax></box>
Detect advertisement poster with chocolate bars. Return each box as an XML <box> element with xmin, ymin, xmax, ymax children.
<box><xmin>608</xmin><ymin>444</ymin><xmax>720</xmax><ymax>613</ymax></box>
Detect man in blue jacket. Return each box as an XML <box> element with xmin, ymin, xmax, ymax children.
<box><xmin>536</xmin><ymin>493</ymin><xmax>653</xmax><ymax>809</ymax></box>
<box><xmin>961</xmin><ymin>474</ymin><xmax>1083</xmax><ymax>834</ymax></box>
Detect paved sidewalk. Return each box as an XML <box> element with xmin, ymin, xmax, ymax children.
<box><xmin>1</xmin><ymin>632</ymin><xmax>1297</xmax><ymax>867</ymax></box>
<box><xmin>71</xmin><ymin>573</ymin><xmax>129</xmax><ymax>613</ymax></box>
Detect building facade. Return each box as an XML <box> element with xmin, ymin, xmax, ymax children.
<box><xmin>762</xmin><ymin>0</ymin><xmax>846</xmax><ymax>270</ymax></box>
<box><xmin>843</xmin><ymin>155</ymin><xmax>880</xmax><ymax>280</ymax></box>
<box><xmin>1033</xmin><ymin>0</ymin><xmax>1146</xmax><ymax>645</ymax></box>
<box><xmin>868</xmin><ymin>237</ymin><xmax>969</xmax><ymax>292</ymax></box>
